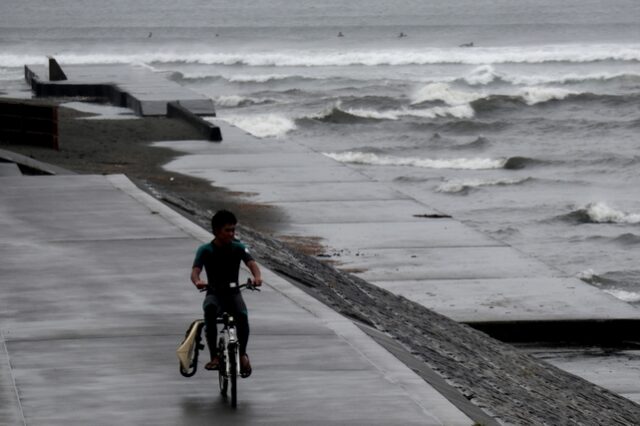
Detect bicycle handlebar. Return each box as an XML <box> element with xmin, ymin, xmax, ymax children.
<box><xmin>198</xmin><ymin>278</ymin><xmax>261</xmax><ymax>292</ymax></box>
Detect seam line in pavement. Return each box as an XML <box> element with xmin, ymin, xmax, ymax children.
<box><xmin>44</xmin><ymin>236</ymin><xmax>191</xmax><ymax>244</ymax></box>
<box><xmin>330</xmin><ymin>244</ymin><xmax>509</xmax><ymax>250</ymax></box>
<box><xmin>6</xmin><ymin>332</ymin><xmax>335</xmax><ymax>344</ymax></box>
<box><xmin>265</xmin><ymin>197</ymin><xmax>414</xmax><ymax>204</ymax></box>
<box><xmin>1</xmin><ymin>331</ymin><xmax>27</xmax><ymax>426</ymax></box>
<box><xmin>105</xmin><ymin>174</ymin><xmax>211</xmax><ymax>241</ymax></box>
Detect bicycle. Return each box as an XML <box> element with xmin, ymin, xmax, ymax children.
<box><xmin>205</xmin><ymin>279</ymin><xmax>260</xmax><ymax>408</ymax></box>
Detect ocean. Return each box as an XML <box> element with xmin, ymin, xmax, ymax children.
<box><xmin>1</xmin><ymin>0</ymin><xmax>639</xmax><ymax>306</ymax></box>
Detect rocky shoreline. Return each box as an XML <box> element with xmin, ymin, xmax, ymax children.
<box><xmin>2</xmin><ymin>104</ymin><xmax>639</xmax><ymax>425</ymax></box>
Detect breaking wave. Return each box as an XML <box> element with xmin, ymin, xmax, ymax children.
<box><xmin>517</xmin><ymin>87</ymin><xmax>576</xmax><ymax>105</ymax></box>
<box><xmin>411</xmin><ymin>82</ymin><xmax>583</xmax><ymax>117</ymax></box>
<box><xmin>559</xmin><ymin>202</ymin><xmax>640</xmax><ymax>224</ymax></box>
<box><xmin>577</xmin><ymin>269</ymin><xmax>640</xmax><ymax>303</ymax></box>
<box><xmin>310</xmin><ymin>103</ymin><xmax>474</xmax><ymax>123</ymax></box>
<box><xmin>411</xmin><ymin>83</ymin><xmax>486</xmax><ymax>106</ymax></box>
<box><xmin>324</xmin><ymin>151</ymin><xmax>510</xmax><ymax>170</ymax></box>
<box><xmin>502</xmin><ymin>156</ymin><xmax>545</xmax><ymax>170</ymax></box>
<box><xmin>216</xmin><ymin>113</ymin><xmax>296</xmax><ymax>138</ymax></box>
<box><xmin>214</xmin><ymin>95</ymin><xmax>275</xmax><ymax>108</ymax></box>
<box><xmin>603</xmin><ymin>289</ymin><xmax>640</xmax><ymax>303</ymax></box>
<box><xmin>456</xmin><ymin>64</ymin><xmax>640</xmax><ymax>87</ymax></box>
<box><xmin>436</xmin><ymin>177</ymin><xmax>532</xmax><ymax>194</ymax></box>
<box><xmin>469</xmin><ymin>90</ymin><xmax>620</xmax><ymax>113</ymax></box>
<box><xmin>3</xmin><ymin>43</ymin><xmax>640</xmax><ymax>68</ymax></box>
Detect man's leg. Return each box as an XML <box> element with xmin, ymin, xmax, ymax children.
<box><xmin>203</xmin><ymin>294</ymin><xmax>220</xmax><ymax>367</ymax></box>
<box><xmin>230</xmin><ymin>294</ymin><xmax>251</xmax><ymax>376</ymax></box>
<box><xmin>230</xmin><ymin>293</ymin><xmax>250</xmax><ymax>355</ymax></box>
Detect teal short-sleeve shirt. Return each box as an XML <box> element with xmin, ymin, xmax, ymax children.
<box><xmin>193</xmin><ymin>239</ymin><xmax>254</xmax><ymax>295</ymax></box>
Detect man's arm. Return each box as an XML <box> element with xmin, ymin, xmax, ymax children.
<box><xmin>246</xmin><ymin>260</ymin><xmax>263</xmax><ymax>286</ymax></box>
<box><xmin>191</xmin><ymin>266</ymin><xmax>207</xmax><ymax>290</ymax></box>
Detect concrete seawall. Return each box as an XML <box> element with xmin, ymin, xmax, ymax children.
<box><xmin>24</xmin><ymin>62</ymin><xmax>222</xmax><ymax>141</ymax></box>
<box><xmin>154</xmin><ymin>121</ymin><xmax>640</xmax><ymax>344</ymax></box>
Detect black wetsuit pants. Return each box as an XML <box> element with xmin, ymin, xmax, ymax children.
<box><xmin>203</xmin><ymin>292</ymin><xmax>249</xmax><ymax>359</ymax></box>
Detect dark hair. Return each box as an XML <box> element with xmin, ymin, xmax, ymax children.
<box><xmin>211</xmin><ymin>209</ymin><xmax>237</xmax><ymax>232</ymax></box>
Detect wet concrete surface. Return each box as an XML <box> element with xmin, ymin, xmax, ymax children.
<box><xmin>153</xmin><ymin>121</ymin><xmax>640</xmax><ymax>409</ymax></box>
<box><xmin>155</xmin><ymin>121</ymin><xmax>640</xmax><ymax>326</ymax></box>
<box><xmin>0</xmin><ymin>173</ymin><xmax>472</xmax><ymax>425</ymax></box>
<box><xmin>0</xmin><ymin>163</ymin><xmax>21</xmax><ymax>176</ymax></box>
<box><xmin>523</xmin><ymin>346</ymin><xmax>640</xmax><ymax>404</ymax></box>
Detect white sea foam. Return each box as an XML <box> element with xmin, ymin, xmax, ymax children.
<box><xmin>436</xmin><ymin>177</ymin><xmax>530</xmax><ymax>193</ymax></box>
<box><xmin>463</xmin><ymin>65</ymin><xmax>500</xmax><ymax>85</ymax></box>
<box><xmin>177</xmin><ymin>45</ymin><xmax>640</xmax><ymax>66</ymax></box>
<box><xmin>218</xmin><ymin>113</ymin><xmax>296</xmax><ymax>138</ymax></box>
<box><xmin>214</xmin><ymin>95</ymin><xmax>273</xmax><ymax>108</ymax></box>
<box><xmin>3</xmin><ymin>44</ymin><xmax>640</xmax><ymax>68</ymax></box>
<box><xmin>582</xmin><ymin>202</ymin><xmax>640</xmax><ymax>224</ymax></box>
<box><xmin>603</xmin><ymin>289</ymin><xmax>640</xmax><ymax>303</ymax></box>
<box><xmin>518</xmin><ymin>86</ymin><xmax>576</xmax><ymax>105</ymax></box>
<box><xmin>343</xmin><ymin>108</ymin><xmax>401</xmax><ymax>120</ymax></box>
<box><xmin>346</xmin><ymin>104</ymin><xmax>475</xmax><ymax>120</ymax></box>
<box><xmin>226</xmin><ymin>74</ymin><xmax>297</xmax><ymax>83</ymax></box>
<box><xmin>411</xmin><ymin>82</ymin><xmax>485</xmax><ymax>106</ymax></box>
<box><xmin>215</xmin><ymin>95</ymin><xmax>249</xmax><ymax>107</ymax></box>
<box><xmin>576</xmin><ymin>269</ymin><xmax>597</xmax><ymax>282</ymax></box>
<box><xmin>323</xmin><ymin>151</ymin><xmax>505</xmax><ymax>170</ymax></box>
<box><xmin>500</xmin><ymin>70</ymin><xmax>640</xmax><ymax>86</ymax></box>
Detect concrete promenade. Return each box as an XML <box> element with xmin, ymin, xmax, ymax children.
<box><xmin>156</xmin><ymin>122</ymin><xmax>640</xmax><ymax>329</ymax></box>
<box><xmin>0</xmin><ymin>171</ymin><xmax>472</xmax><ymax>425</ymax></box>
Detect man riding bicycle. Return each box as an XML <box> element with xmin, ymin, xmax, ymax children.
<box><xmin>190</xmin><ymin>209</ymin><xmax>262</xmax><ymax>376</ymax></box>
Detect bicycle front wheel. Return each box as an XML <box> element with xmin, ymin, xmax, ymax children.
<box><xmin>229</xmin><ymin>344</ymin><xmax>238</xmax><ymax>408</ymax></box>
<box><xmin>217</xmin><ymin>338</ymin><xmax>228</xmax><ymax>396</ymax></box>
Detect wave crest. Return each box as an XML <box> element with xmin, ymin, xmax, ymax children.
<box><xmin>436</xmin><ymin>177</ymin><xmax>532</xmax><ymax>194</ymax></box>
<box><xmin>323</xmin><ymin>151</ymin><xmax>507</xmax><ymax>170</ymax></box>
<box><xmin>310</xmin><ymin>102</ymin><xmax>475</xmax><ymax>123</ymax></box>
<box><xmin>4</xmin><ymin>43</ymin><xmax>640</xmax><ymax>69</ymax></box>
<box><xmin>214</xmin><ymin>95</ymin><xmax>274</xmax><ymax>108</ymax></box>
<box><xmin>518</xmin><ymin>87</ymin><xmax>576</xmax><ymax>105</ymax></box>
<box><xmin>503</xmin><ymin>156</ymin><xmax>544</xmax><ymax>170</ymax></box>
<box><xmin>577</xmin><ymin>269</ymin><xmax>640</xmax><ymax>303</ymax></box>
<box><xmin>411</xmin><ymin>83</ymin><xmax>485</xmax><ymax>106</ymax></box>
<box><xmin>560</xmin><ymin>202</ymin><xmax>640</xmax><ymax>224</ymax></box>
<box><xmin>217</xmin><ymin>114</ymin><xmax>296</xmax><ymax>138</ymax></box>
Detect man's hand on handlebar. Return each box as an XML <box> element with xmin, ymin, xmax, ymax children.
<box><xmin>248</xmin><ymin>277</ymin><xmax>263</xmax><ymax>287</ymax></box>
<box><xmin>194</xmin><ymin>280</ymin><xmax>208</xmax><ymax>291</ymax></box>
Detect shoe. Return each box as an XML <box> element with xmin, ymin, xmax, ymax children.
<box><xmin>204</xmin><ymin>357</ymin><xmax>219</xmax><ymax>370</ymax></box>
<box><xmin>240</xmin><ymin>354</ymin><xmax>252</xmax><ymax>378</ymax></box>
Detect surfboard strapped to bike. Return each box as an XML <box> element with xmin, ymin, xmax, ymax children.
<box><xmin>177</xmin><ymin>319</ymin><xmax>205</xmax><ymax>377</ymax></box>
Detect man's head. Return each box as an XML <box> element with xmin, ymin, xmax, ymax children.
<box><xmin>211</xmin><ymin>209</ymin><xmax>237</xmax><ymax>245</ymax></box>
